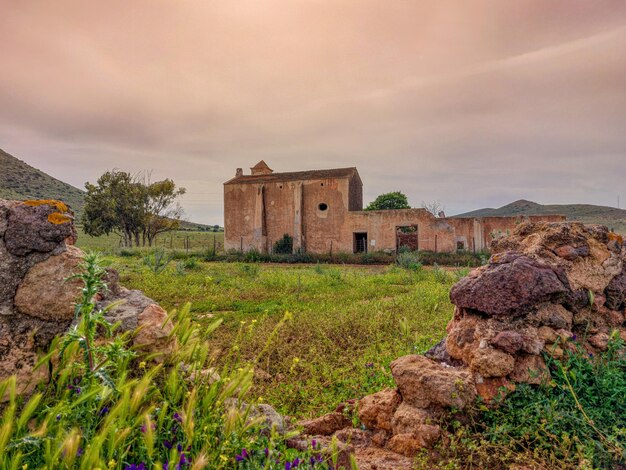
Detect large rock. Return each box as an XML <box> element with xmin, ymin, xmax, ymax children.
<box><xmin>14</xmin><ymin>245</ymin><xmax>84</xmax><ymax>321</ymax></box>
<box><xmin>299</xmin><ymin>412</ymin><xmax>352</xmax><ymax>436</ymax></box>
<box><xmin>450</xmin><ymin>254</ymin><xmax>569</xmax><ymax>317</ymax></box>
<box><xmin>390</xmin><ymin>355</ymin><xmax>476</xmax><ymax>409</ymax></box>
<box><xmin>470</xmin><ymin>348</ymin><xmax>515</xmax><ymax>378</ymax></box>
<box><xmin>4</xmin><ymin>201</ymin><xmax>75</xmax><ymax>256</ymax></box>
<box><xmin>133</xmin><ymin>304</ymin><xmax>176</xmax><ymax>359</ymax></box>
<box><xmin>358</xmin><ymin>388</ymin><xmax>401</xmax><ymax>432</ymax></box>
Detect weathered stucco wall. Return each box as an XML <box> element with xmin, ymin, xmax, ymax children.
<box><xmin>224</xmin><ymin>164</ymin><xmax>567</xmax><ymax>255</ymax></box>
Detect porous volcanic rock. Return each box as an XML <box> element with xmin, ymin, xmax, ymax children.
<box><xmin>390</xmin><ymin>355</ymin><xmax>476</xmax><ymax>409</ymax></box>
<box><xmin>358</xmin><ymin>388</ymin><xmax>401</xmax><ymax>432</ymax></box>
<box><xmin>449</xmin><ymin>254</ymin><xmax>569</xmax><ymax>317</ymax></box>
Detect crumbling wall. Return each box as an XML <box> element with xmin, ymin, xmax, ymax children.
<box><xmin>297</xmin><ymin>222</ymin><xmax>625</xmax><ymax>468</ymax></box>
<box><xmin>0</xmin><ymin>199</ymin><xmax>174</xmax><ymax>396</ymax></box>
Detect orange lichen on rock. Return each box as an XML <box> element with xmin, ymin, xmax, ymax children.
<box><xmin>608</xmin><ymin>231</ymin><xmax>624</xmax><ymax>244</ymax></box>
<box><xmin>23</xmin><ymin>200</ymin><xmax>72</xmax><ymax>224</ymax></box>
<box><xmin>24</xmin><ymin>199</ymin><xmax>69</xmax><ymax>213</ymax></box>
<box><xmin>47</xmin><ymin>212</ymin><xmax>72</xmax><ymax>225</ymax></box>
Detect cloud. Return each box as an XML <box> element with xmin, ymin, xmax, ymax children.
<box><xmin>0</xmin><ymin>0</ymin><xmax>625</xmax><ymax>223</ymax></box>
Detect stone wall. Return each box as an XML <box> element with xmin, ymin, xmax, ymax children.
<box><xmin>296</xmin><ymin>222</ymin><xmax>626</xmax><ymax>469</ymax></box>
<box><xmin>0</xmin><ymin>199</ymin><xmax>174</xmax><ymax>396</ymax></box>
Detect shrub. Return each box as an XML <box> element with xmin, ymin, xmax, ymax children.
<box><xmin>396</xmin><ymin>250</ymin><xmax>423</xmax><ymax>272</ymax></box>
<box><xmin>143</xmin><ymin>248</ymin><xmax>171</xmax><ymax>274</ymax></box>
<box><xmin>273</xmin><ymin>234</ymin><xmax>293</xmax><ymax>254</ymax></box>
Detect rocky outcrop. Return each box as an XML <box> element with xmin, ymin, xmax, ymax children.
<box><xmin>297</xmin><ymin>222</ymin><xmax>626</xmax><ymax>467</ymax></box>
<box><xmin>0</xmin><ymin>199</ymin><xmax>175</xmax><ymax>396</ymax></box>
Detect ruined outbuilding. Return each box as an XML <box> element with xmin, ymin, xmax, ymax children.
<box><xmin>224</xmin><ymin>162</ymin><xmax>565</xmax><ymax>254</ymax></box>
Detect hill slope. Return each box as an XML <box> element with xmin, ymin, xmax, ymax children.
<box><xmin>455</xmin><ymin>199</ymin><xmax>626</xmax><ymax>234</ymax></box>
<box><xmin>0</xmin><ymin>148</ymin><xmax>85</xmax><ymax>212</ymax></box>
<box><xmin>0</xmin><ymin>148</ymin><xmax>218</xmax><ymax>229</ymax></box>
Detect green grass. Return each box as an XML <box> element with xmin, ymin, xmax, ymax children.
<box><xmin>76</xmin><ymin>228</ymin><xmax>224</xmax><ymax>255</ymax></box>
<box><xmin>110</xmin><ymin>258</ymin><xmax>457</xmax><ymax>418</ymax></box>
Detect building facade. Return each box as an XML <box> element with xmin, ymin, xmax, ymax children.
<box><xmin>223</xmin><ymin>162</ymin><xmax>565</xmax><ymax>254</ymax></box>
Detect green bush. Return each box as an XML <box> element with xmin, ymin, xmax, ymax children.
<box><xmin>395</xmin><ymin>250</ymin><xmax>423</xmax><ymax>272</ymax></box>
<box><xmin>273</xmin><ymin>234</ymin><xmax>293</xmax><ymax>254</ymax></box>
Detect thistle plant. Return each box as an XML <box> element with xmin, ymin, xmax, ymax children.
<box><xmin>60</xmin><ymin>251</ymin><xmax>134</xmax><ymax>387</ymax></box>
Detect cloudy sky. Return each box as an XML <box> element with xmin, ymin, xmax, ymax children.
<box><xmin>1</xmin><ymin>0</ymin><xmax>625</xmax><ymax>224</ymax></box>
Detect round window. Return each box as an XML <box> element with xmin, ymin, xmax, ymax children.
<box><xmin>318</xmin><ymin>203</ymin><xmax>328</xmax><ymax>211</ymax></box>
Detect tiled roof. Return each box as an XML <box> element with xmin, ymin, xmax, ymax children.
<box><xmin>225</xmin><ymin>167</ymin><xmax>360</xmax><ymax>185</ymax></box>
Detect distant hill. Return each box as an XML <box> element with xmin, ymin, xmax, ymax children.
<box><xmin>0</xmin><ymin>148</ymin><xmax>220</xmax><ymax>230</ymax></box>
<box><xmin>0</xmin><ymin>148</ymin><xmax>85</xmax><ymax>213</ymax></box>
<box><xmin>455</xmin><ymin>199</ymin><xmax>626</xmax><ymax>234</ymax></box>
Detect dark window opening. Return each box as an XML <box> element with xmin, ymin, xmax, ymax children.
<box><xmin>318</xmin><ymin>203</ymin><xmax>328</xmax><ymax>211</ymax></box>
<box><xmin>456</xmin><ymin>241</ymin><xmax>465</xmax><ymax>251</ymax></box>
<box><xmin>320</xmin><ymin>183</ymin><xmax>324</xmax><ymax>186</ymax></box>
<box><xmin>354</xmin><ymin>232</ymin><xmax>368</xmax><ymax>253</ymax></box>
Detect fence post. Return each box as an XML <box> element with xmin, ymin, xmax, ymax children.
<box><xmin>435</xmin><ymin>235</ymin><xmax>438</xmax><ymax>253</ymax></box>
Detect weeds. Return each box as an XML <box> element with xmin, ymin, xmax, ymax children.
<box><xmin>0</xmin><ymin>255</ymin><xmax>330</xmax><ymax>469</ymax></box>
<box><xmin>143</xmin><ymin>248</ymin><xmax>171</xmax><ymax>274</ymax></box>
<box><xmin>430</xmin><ymin>335</ymin><xmax>626</xmax><ymax>469</ymax></box>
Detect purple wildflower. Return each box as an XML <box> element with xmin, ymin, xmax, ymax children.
<box><xmin>56</xmin><ymin>414</ymin><xmax>61</xmax><ymax>421</ymax></box>
<box><xmin>98</xmin><ymin>406</ymin><xmax>110</xmax><ymax>416</ymax></box>
<box><xmin>365</xmin><ymin>362</ymin><xmax>374</xmax><ymax>368</ymax></box>
<box><xmin>177</xmin><ymin>443</ymin><xmax>183</xmax><ymax>452</ymax></box>
<box><xmin>77</xmin><ymin>447</ymin><xmax>83</xmax><ymax>457</ymax></box>
<box><xmin>235</xmin><ymin>448</ymin><xmax>250</xmax><ymax>462</ymax></box>
<box><xmin>264</xmin><ymin>447</ymin><xmax>269</xmax><ymax>458</ymax></box>
<box><xmin>311</xmin><ymin>439</ymin><xmax>318</xmax><ymax>449</ymax></box>
<box><xmin>124</xmin><ymin>464</ymin><xmax>146</xmax><ymax>470</ymax></box>
<box><xmin>173</xmin><ymin>412</ymin><xmax>183</xmax><ymax>423</ymax></box>
<box><xmin>163</xmin><ymin>439</ymin><xmax>173</xmax><ymax>450</ymax></box>
<box><xmin>179</xmin><ymin>453</ymin><xmax>190</xmax><ymax>466</ymax></box>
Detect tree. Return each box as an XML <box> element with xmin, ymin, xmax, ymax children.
<box><xmin>365</xmin><ymin>191</ymin><xmax>410</xmax><ymax>211</ymax></box>
<box><xmin>82</xmin><ymin>170</ymin><xmax>186</xmax><ymax>247</ymax></box>
<box><xmin>421</xmin><ymin>200</ymin><xmax>446</xmax><ymax>217</ymax></box>
<box><xmin>143</xmin><ymin>178</ymin><xmax>186</xmax><ymax>246</ymax></box>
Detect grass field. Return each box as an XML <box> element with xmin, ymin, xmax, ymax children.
<box><xmin>76</xmin><ymin>228</ymin><xmax>224</xmax><ymax>254</ymax></box>
<box><xmin>110</xmin><ymin>256</ymin><xmax>458</xmax><ymax>419</ymax></box>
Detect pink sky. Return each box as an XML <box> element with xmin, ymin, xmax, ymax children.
<box><xmin>1</xmin><ymin>0</ymin><xmax>625</xmax><ymax>224</ymax></box>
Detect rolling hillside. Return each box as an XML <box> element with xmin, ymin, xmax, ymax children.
<box><xmin>0</xmin><ymin>148</ymin><xmax>85</xmax><ymax>212</ymax></box>
<box><xmin>0</xmin><ymin>148</ymin><xmax>218</xmax><ymax>229</ymax></box>
<box><xmin>455</xmin><ymin>199</ymin><xmax>626</xmax><ymax>234</ymax></box>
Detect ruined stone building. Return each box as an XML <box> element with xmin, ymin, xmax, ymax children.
<box><xmin>223</xmin><ymin>162</ymin><xmax>565</xmax><ymax>254</ymax></box>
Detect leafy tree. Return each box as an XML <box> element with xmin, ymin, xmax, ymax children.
<box><xmin>82</xmin><ymin>170</ymin><xmax>185</xmax><ymax>247</ymax></box>
<box><xmin>365</xmin><ymin>191</ymin><xmax>410</xmax><ymax>211</ymax></box>
<box><xmin>82</xmin><ymin>171</ymin><xmax>145</xmax><ymax>247</ymax></box>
